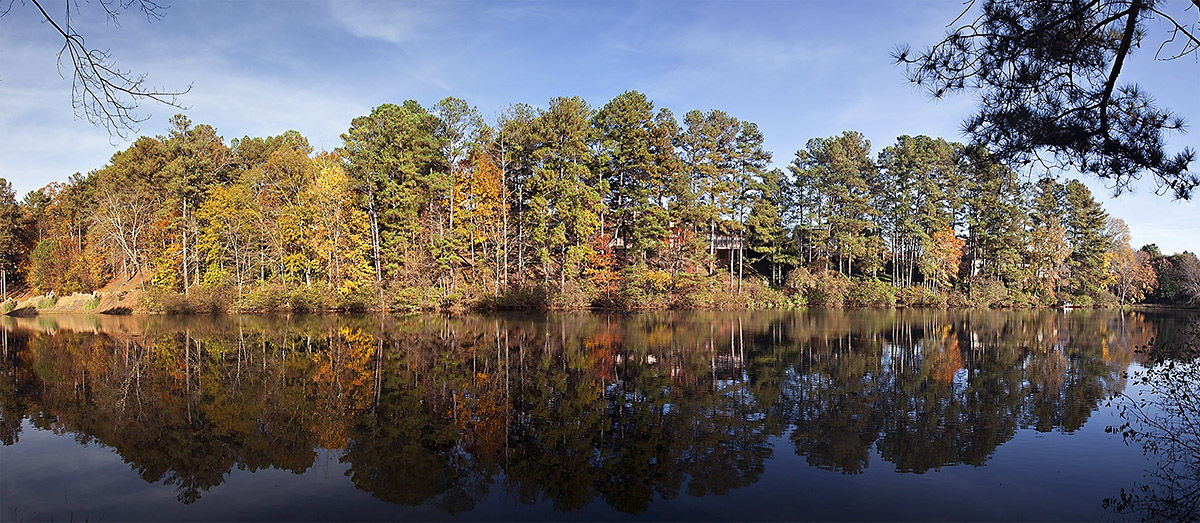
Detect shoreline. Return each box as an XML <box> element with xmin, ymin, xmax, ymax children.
<box><xmin>6</xmin><ymin>287</ymin><xmax>1196</xmax><ymax>317</ymax></box>
<box><xmin>9</xmin><ymin>303</ymin><xmax>1198</xmax><ymax>317</ymax></box>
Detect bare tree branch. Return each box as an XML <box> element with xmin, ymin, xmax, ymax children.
<box><xmin>18</xmin><ymin>0</ymin><xmax>191</xmax><ymax>139</ymax></box>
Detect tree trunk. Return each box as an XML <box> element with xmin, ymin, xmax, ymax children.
<box><xmin>737</xmin><ymin>240</ymin><xmax>743</xmax><ymax>294</ymax></box>
<box><xmin>369</xmin><ymin>198</ymin><xmax>382</xmax><ymax>283</ymax></box>
<box><xmin>182</xmin><ymin>198</ymin><xmax>189</xmax><ymax>296</ymax></box>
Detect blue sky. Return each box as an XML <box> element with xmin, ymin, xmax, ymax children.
<box><xmin>2</xmin><ymin>0</ymin><xmax>1196</xmax><ymax>252</ymax></box>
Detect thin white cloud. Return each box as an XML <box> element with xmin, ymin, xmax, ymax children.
<box><xmin>327</xmin><ymin>0</ymin><xmax>445</xmax><ymax>45</ymax></box>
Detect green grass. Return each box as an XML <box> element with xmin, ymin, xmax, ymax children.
<box><xmin>0</xmin><ymin>300</ymin><xmax>14</xmax><ymax>314</ymax></box>
<box><xmin>84</xmin><ymin>295</ymin><xmax>100</xmax><ymax>311</ymax></box>
<box><xmin>36</xmin><ymin>295</ymin><xmax>58</xmax><ymax>309</ymax></box>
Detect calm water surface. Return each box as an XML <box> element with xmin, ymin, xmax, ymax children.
<box><xmin>1</xmin><ymin>310</ymin><xmax>1197</xmax><ymax>521</ymax></box>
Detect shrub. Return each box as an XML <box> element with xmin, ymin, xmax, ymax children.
<box><xmin>963</xmin><ymin>278</ymin><xmax>1007</xmax><ymax>308</ymax></box>
<box><xmin>743</xmin><ymin>277</ymin><xmax>792</xmax><ymax>309</ymax></box>
<box><xmin>945</xmin><ymin>288</ymin><xmax>971</xmax><ymax>308</ymax></box>
<box><xmin>1030</xmin><ymin>289</ymin><xmax>1059</xmax><ymax>308</ymax></box>
<box><xmin>550</xmin><ymin>280</ymin><xmax>590</xmax><ymax>310</ymax></box>
<box><xmin>785</xmin><ymin>267</ymin><xmax>816</xmax><ymax>295</ymax></box>
<box><xmin>0</xmin><ymin>300</ymin><xmax>14</xmax><ymax>314</ymax></box>
<box><xmin>999</xmin><ymin>288</ymin><xmax>1034</xmax><ymax>308</ymax></box>
<box><xmin>478</xmin><ymin>285</ymin><xmax>549</xmax><ymax>311</ymax></box>
<box><xmin>36</xmin><ymin>293</ymin><xmax>58</xmax><ymax>309</ymax></box>
<box><xmin>143</xmin><ymin>283</ymin><xmax>234</xmax><ymax>313</ymax></box>
<box><xmin>897</xmin><ymin>286</ymin><xmax>948</xmax><ymax>308</ymax></box>
<box><xmin>238</xmin><ymin>282</ymin><xmax>290</xmax><ymax>312</ymax></box>
<box><xmin>617</xmin><ymin>265</ymin><xmax>672</xmax><ymax>310</ymax></box>
<box><xmin>1092</xmin><ymin>289</ymin><xmax>1119</xmax><ymax>309</ymax></box>
<box><xmin>847</xmin><ymin>279</ymin><xmax>896</xmax><ymax>308</ymax></box>
<box><xmin>140</xmin><ymin>287</ymin><xmax>169</xmax><ymax>312</ymax></box>
<box><xmin>806</xmin><ymin>270</ymin><xmax>849</xmax><ymax>307</ymax></box>
<box><xmin>187</xmin><ymin>283</ymin><xmax>234</xmax><ymax>313</ymax></box>
<box><xmin>394</xmin><ymin>286</ymin><xmax>441</xmax><ymax>312</ymax></box>
<box><xmin>669</xmin><ymin>272</ymin><xmax>722</xmax><ymax>309</ymax></box>
<box><xmin>289</xmin><ymin>284</ymin><xmax>334</xmax><ymax>312</ymax></box>
<box><xmin>1062</xmin><ymin>292</ymin><xmax>1094</xmax><ymax>308</ymax></box>
<box><xmin>83</xmin><ymin>293</ymin><xmax>100</xmax><ymax>311</ymax></box>
<box><xmin>337</xmin><ymin>284</ymin><xmax>378</xmax><ymax>312</ymax></box>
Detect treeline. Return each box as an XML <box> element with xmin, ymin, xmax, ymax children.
<box><xmin>0</xmin><ymin>91</ymin><xmax>1196</xmax><ymax>311</ymax></box>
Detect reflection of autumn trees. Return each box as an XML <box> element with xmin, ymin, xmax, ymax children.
<box><xmin>0</xmin><ymin>310</ymin><xmax>1164</xmax><ymax>512</ymax></box>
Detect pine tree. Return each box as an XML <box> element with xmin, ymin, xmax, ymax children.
<box><xmin>731</xmin><ymin>122</ymin><xmax>772</xmax><ymax>291</ymax></box>
<box><xmin>0</xmin><ymin>178</ymin><xmax>24</xmax><ymax>300</ymax></box>
<box><xmin>526</xmin><ymin>97</ymin><xmax>600</xmax><ymax>288</ymax></box>
<box><xmin>496</xmin><ymin>103</ymin><xmax>539</xmax><ymax>284</ymax></box>
<box><xmin>680</xmin><ymin>110</ymin><xmax>740</xmax><ymax>274</ymax></box>
<box><xmin>746</xmin><ymin>168</ymin><xmax>794</xmax><ymax>285</ymax></box>
<box><xmin>877</xmin><ymin>135</ymin><xmax>959</xmax><ymax>287</ymax></box>
<box><xmin>340</xmin><ymin>102</ymin><xmax>444</xmax><ymax>283</ymax></box>
<box><xmin>1063</xmin><ymin>179</ymin><xmax>1111</xmax><ymax>297</ymax></box>
<box><xmin>1025</xmin><ymin>177</ymin><xmax>1070</xmax><ymax>299</ymax></box>
<box><xmin>593</xmin><ymin>91</ymin><xmax>677</xmax><ymax>262</ymax></box>
<box><xmin>791</xmin><ymin>131</ymin><xmax>877</xmax><ymax>275</ymax></box>
<box><xmin>961</xmin><ymin>147</ymin><xmax>1026</xmax><ymax>285</ymax></box>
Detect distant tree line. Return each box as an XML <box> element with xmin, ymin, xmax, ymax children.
<box><xmin>0</xmin><ymin>91</ymin><xmax>1195</xmax><ymax>311</ymax></box>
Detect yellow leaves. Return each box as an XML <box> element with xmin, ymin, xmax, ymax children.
<box><xmin>451</xmin><ymin>151</ymin><xmax>506</xmax><ymax>245</ymax></box>
<box><xmin>299</xmin><ymin>153</ymin><xmax>373</xmax><ymax>288</ymax></box>
<box><xmin>197</xmin><ymin>183</ymin><xmax>260</xmax><ymax>272</ymax></box>
<box><xmin>1107</xmin><ymin>243</ymin><xmax>1158</xmax><ymax>303</ymax></box>
<box><xmin>1101</xmin><ymin>250</ymin><xmax>1119</xmax><ymax>289</ymax></box>
<box><xmin>309</xmin><ymin>326</ymin><xmax>379</xmax><ymax>449</ymax></box>
<box><xmin>644</xmin><ymin>268</ymin><xmax>672</xmax><ymax>293</ymax></box>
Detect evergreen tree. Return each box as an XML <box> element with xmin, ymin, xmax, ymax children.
<box><xmin>593</xmin><ymin>91</ymin><xmax>677</xmax><ymax>262</ymax></box>
<box><xmin>1025</xmin><ymin>177</ymin><xmax>1070</xmax><ymax>298</ymax></box>
<box><xmin>791</xmin><ymin>131</ymin><xmax>877</xmax><ymax>275</ymax></box>
<box><xmin>161</xmin><ymin>114</ymin><xmax>234</xmax><ymax>293</ymax></box>
<box><xmin>526</xmin><ymin>97</ymin><xmax>600</xmax><ymax>288</ymax></box>
<box><xmin>960</xmin><ymin>147</ymin><xmax>1026</xmax><ymax>284</ymax></box>
<box><xmin>1063</xmin><ymin>180</ymin><xmax>1111</xmax><ymax>297</ymax></box>
<box><xmin>432</xmin><ymin>97</ymin><xmax>485</xmax><ymax>292</ymax></box>
<box><xmin>731</xmin><ymin>122</ymin><xmax>772</xmax><ymax>290</ymax></box>
<box><xmin>877</xmin><ymin>135</ymin><xmax>959</xmax><ymax>286</ymax></box>
<box><xmin>340</xmin><ymin>102</ymin><xmax>444</xmax><ymax>283</ymax></box>
<box><xmin>0</xmin><ymin>178</ymin><xmax>24</xmax><ymax>299</ymax></box>
<box><xmin>680</xmin><ymin>110</ymin><xmax>740</xmax><ymax>273</ymax></box>
<box><xmin>745</xmin><ymin>168</ymin><xmax>794</xmax><ymax>285</ymax></box>
<box><xmin>496</xmin><ymin>103</ymin><xmax>539</xmax><ymax>284</ymax></box>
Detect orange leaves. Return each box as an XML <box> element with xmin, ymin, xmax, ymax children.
<box><xmin>585</xmin><ymin>327</ymin><xmax>620</xmax><ymax>381</ymax></box>
<box><xmin>925</xmin><ymin>227</ymin><xmax>964</xmax><ymax>288</ymax></box>
<box><xmin>928</xmin><ymin>324</ymin><xmax>962</xmax><ymax>384</ymax></box>
<box><xmin>308</xmin><ymin>327</ymin><xmax>379</xmax><ymax>448</ymax></box>
<box><xmin>586</xmin><ymin>232</ymin><xmax>619</xmax><ymax>297</ymax></box>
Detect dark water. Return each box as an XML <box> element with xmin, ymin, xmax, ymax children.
<box><xmin>1</xmin><ymin>310</ymin><xmax>1197</xmax><ymax>521</ymax></box>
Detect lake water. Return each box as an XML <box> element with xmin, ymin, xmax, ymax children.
<box><xmin>1</xmin><ymin>310</ymin><xmax>1197</xmax><ymax>521</ymax></box>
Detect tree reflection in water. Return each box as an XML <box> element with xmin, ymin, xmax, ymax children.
<box><xmin>1106</xmin><ymin>320</ymin><xmax>1200</xmax><ymax>521</ymax></box>
<box><xmin>0</xmin><ymin>310</ymin><xmax>1177</xmax><ymax>515</ymax></box>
